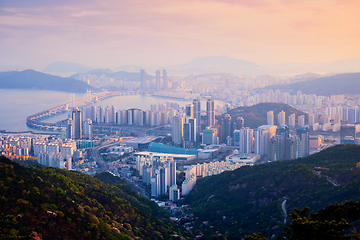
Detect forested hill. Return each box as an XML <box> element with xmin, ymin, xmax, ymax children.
<box><xmin>221</xmin><ymin>102</ymin><xmax>308</xmax><ymax>129</ymax></box>
<box><xmin>0</xmin><ymin>157</ymin><xmax>190</xmax><ymax>240</ymax></box>
<box><xmin>266</xmin><ymin>72</ymin><xmax>360</xmax><ymax>96</ymax></box>
<box><xmin>181</xmin><ymin>145</ymin><xmax>360</xmax><ymax>239</ymax></box>
<box><xmin>0</xmin><ymin>69</ymin><xmax>93</xmax><ymax>93</ymax></box>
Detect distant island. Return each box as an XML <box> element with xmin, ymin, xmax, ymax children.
<box><xmin>0</xmin><ymin>69</ymin><xmax>94</xmax><ymax>93</ymax></box>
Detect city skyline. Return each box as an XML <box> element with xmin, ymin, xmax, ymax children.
<box><xmin>1</xmin><ymin>0</ymin><xmax>360</xmax><ymax>70</ymax></box>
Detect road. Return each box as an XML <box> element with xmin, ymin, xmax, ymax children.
<box><xmin>88</xmin><ymin>139</ymin><xmax>133</xmax><ymax>172</ymax></box>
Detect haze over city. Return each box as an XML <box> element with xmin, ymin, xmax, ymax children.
<box><xmin>1</xmin><ymin>0</ymin><xmax>360</xmax><ymax>70</ymax></box>
<box><xmin>1</xmin><ymin>0</ymin><xmax>360</xmax><ymax>240</ymax></box>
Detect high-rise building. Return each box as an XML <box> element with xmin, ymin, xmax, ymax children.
<box><xmin>277</xmin><ymin>111</ymin><xmax>286</xmax><ymax>125</ymax></box>
<box><xmin>140</xmin><ymin>69</ymin><xmax>146</xmax><ymax>92</ymax></box>
<box><xmin>98</xmin><ymin>106</ymin><xmax>104</xmax><ymax>123</ymax></box>
<box><xmin>169</xmin><ymin>185</ymin><xmax>180</xmax><ymax>202</ymax></box>
<box><xmin>267</xmin><ymin>111</ymin><xmax>274</xmax><ymax>125</ymax></box>
<box><xmin>289</xmin><ymin>113</ymin><xmax>296</xmax><ymax>127</ymax></box>
<box><xmin>236</xmin><ymin>117</ymin><xmax>245</xmax><ymax>129</ymax></box>
<box><xmin>83</xmin><ymin>119</ymin><xmax>92</xmax><ymax>140</ymax></box>
<box><xmin>253</xmin><ymin>125</ymin><xmax>277</xmax><ymax>155</ymax></box>
<box><xmin>206</xmin><ymin>99</ymin><xmax>215</xmax><ymax>127</ymax></box>
<box><xmin>159</xmin><ymin>167</ymin><xmax>168</xmax><ymax>195</ymax></box>
<box><xmin>276</xmin><ymin>125</ymin><xmax>289</xmax><ymax>159</ymax></box>
<box><xmin>111</xmin><ymin>106</ymin><xmax>116</xmax><ymax>123</ymax></box>
<box><xmin>91</xmin><ymin>105</ymin><xmax>97</xmax><ymax>122</ymax></box>
<box><xmin>66</xmin><ymin>118</ymin><xmax>73</xmax><ymax>139</ymax></box>
<box><xmin>188</xmin><ymin>118</ymin><xmax>196</xmax><ymax>142</ymax></box>
<box><xmin>221</xmin><ymin>114</ymin><xmax>232</xmax><ymax>143</ymax></box>
<box><xmin>156</xmin><ymin>70</ymin><xmax>161</xmax><ymax>91</ymax></box>
<box><xmin>72</xmin><ymin>108</ymin><xmax>82</xmax><ymax>139</ymax></box>
<box><xmin>297</xmin><ymin>125</ymin><xmax>309</xmax><ymax>157</ymax></box>
<box><xmin>169</xmin><ymin>160</ymin><xmax>176</xmax><ymax>186</ymax></box>
<box><xmin>163</xmin><ymin>69</ymin><xmax>168</xmax><ymax>90</ymax></box>
<box><xmin>268</xmin><ymin>135</ymin><xmax>281</xmax><ymax>161</ymax></box>
<box><xmin>127</xmin><ymin>110</ymin><xmax>133</xmax><ymax>125</ymax></box>
<box><xmin>185</xmin><ymin>104</ymin><xmax>194</xmax><ymax>118</ymax></box>
<box><xmin>298</xmin><ymin>115</ymin><xmax>305</xmax><ymax>127</ymax></box>
<box><xmin>202</xmin><ymin>127</ymin><xmax>218</xmax><ymax>145</ymax></box>
<box><xmin>238</xmin><ymin>127</ymin><xmax>253</xmax><ymax>154</ymax></box>
<box><xmin>308</xmin><ymin>113</ymin><xmax>315</xmax><ymax>126</ymax></box>
<box><xmin>286</xmin><ymin>136</ymin><xmax>302</xmax><ymax>159</ymax></box>
<box><xmin>151</xmin><ymin>170</ymin><xmax>160</xmax><ymax>197</ymax></box>
<box><xmin>193</xmin><ymin>99</ymin><xmax>201</xmax><ymax>136</ymax></box>
<box><xmin>183</xmin><ymin>122</ymin><xmax>191</xmax><ymax>142</ymax></box>
<box><xmin>172</xmin><ymin>116</ymin><xmax>184</xmax><ymax>145</ymax></box>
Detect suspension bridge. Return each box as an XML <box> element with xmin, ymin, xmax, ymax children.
<box><xmin>26</xmin><ymin>90</ymin><xmax>139</xmax><ymax>131</ymax></box>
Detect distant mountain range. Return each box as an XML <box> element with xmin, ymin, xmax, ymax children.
<box><xmin>70</xmin><ymin>68</ymin><xmax>155</xmax><ymax>81</ymax></box>
<box><xmin>0</xmin><ymin>69</ymin><xmax>93</xmax><ymax>93</ymax></box>
<box><xmin>181</xmin><ymin>144</ymin><xmax>360</xmax><ymax>239</ymax></box>
<box><xmin>43</xmin><ymin>61</ymin><xmax>93</xmax><ymax>74</ymax></box>
<box><xmin>173</xmin><ymin>55</ymin><xmax>262</xmax><ymax>75</ymax></box>
<box><xmin>264</xmin><ymin>57</ymin><xmax>360</xmax><ymax>74</ymax></box>
<box><xmin>266</xmin><ymin>72</ymin><xmax>360</xmax><ymax>96</ymax></box>
<box><xmin>42</xmin><ymin>56</ymin><xmax>360</xmax><ymax>76</ymax></box>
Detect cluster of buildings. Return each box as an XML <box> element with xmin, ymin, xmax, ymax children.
<box><xmin>172</xmin><ymin>99</ymin><xmax>213</xmax><ymax>146</ymax></box>
<box><xmin>70</xmin><ymin>102</ymin><xmax>184</xmax><ymax>131</ymax></box>
<box><xmin>182</xmin><ymin>156</ymin><xmax>254</xmax><ymax>195</ymax></box>
<box><xmin>340</xmin><ymin>124</ymin><xmax>360</xmax><ymax>144</ymax></box>
<box><xmin>134</xmin><ymin>152</ymin><xmax>177</xmax><ymax>199</ymax></box>
<box><xmin>33</xmin><ymin>137</ymin><xmax>78</xmax><ymax>169</ymax></box>
<box><xmin>0</xmin><ymin>134</ymin><xmax>80</xmax><ymax>170</ymax></box>
<box><xmin>0</xmin><ymin>135</ymin><xmax>33</xmax><ymax>159</ymax></box>
<box><xmin>66</xmin><ymin>108</ymin><xmax>93</xmax><ymax>140</ymax></box>
<box><xmin>141</xmin><ymin>69</ymin><xmax>171</xmax><ymax>92</ymax></box>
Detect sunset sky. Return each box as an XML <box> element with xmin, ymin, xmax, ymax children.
<box><xmin>1</xmin><ymin>0</ymin><xmax>359</xmax><ymax>70</ymax></box>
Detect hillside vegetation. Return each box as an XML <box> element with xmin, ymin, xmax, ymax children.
<box><xmin>221</xmin><ymin>102</ymin><xmax>307</xmax><ymax>129</ymax></box>
<box><xmin>181</xmin><ymin>145</ymin><xmax>360</xmax><ymax>239</ymax></box>
<box><xmin>0</xmin><ymin>157</ymin><xmax>189</xmax><ymax>239</ymax></box>
<box><xmin>266</xmin><ymin>72</ymin><xmax>360</xmax><ymax>96</ymax></box>
<box><xmin>245</xmin><ymin>200</ymin><xmax>360</xmax><ymax>240</ymax></box>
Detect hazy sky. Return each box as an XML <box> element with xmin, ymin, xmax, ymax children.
<box><xmin>1</xmin><ymin>0</ymin><xmax>359</xmax><ymax>70</ymax></box>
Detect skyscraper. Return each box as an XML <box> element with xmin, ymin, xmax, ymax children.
<box><xmin>83</xmin><ymin>119</ymin><xmax>92</xmax><ymax>139</ymax></box>
<box><xmin>289</xmin><ymin>113</ymin><xmax>296</xmax><ymax>127</ymax></box>
<box><xmin>238</xmin><ymin>127</ymin><xmax>253</xmax><ymax>154</ymax></box>
<box><xmin>188</xmin><ymin>118</ymin><xmax>197</xmax><ymax>142</ymax></box>
<box><xmin>185</xmin><ymin>104</ymin><xmax>194</xmax><ymax>118</ymax></box>
<box><xmin>276</xmin><ymin>125</ymin><xmax>289</xmax><ymax>159</ymax></box>
<box><xmin>66</xmin><ymin>118</ymin><xmax>73</xmax><ymax>139</ymax></box>
<box><xmin>206</xmin><ymin>99</ymin><xmax>215</xmax><ymax>127</ymax></box>
<box><xmin>72</xmin><ymin>108</ymin><xmax>82</xmax><ymax>139</ymax></box>
<box><xmin>140</xmin><ymin>69</ymin><xmax>146</xmax><ymax>92</ymax></box>
<box><xmin>297</xmin><ymin>125</ymin><xmax>309</xmax><ymax>157</ymax></box>
<box><xmin>298</xmin><ymin>115</ymin><xmax>305</xmax><ymax>127</ymax></box>
<box><xmin>236</xmin><ymin>117</ymin><xmax>245</xmax><ymax>129</ymax></box>
<box><xmin>156</xmin><ymin>70</ymin><xmax>161</xmax><ymax>91</ymax></box>
<box><xmin>193</xmin><ymin>99</ymin><xmax>201</xmax><ymax>136</ymax></box>
<box><xmin>163</xmin><ymin>69</ymin><xmax>168</xmax><ymax>90</ymax></box>
<box><xmin>254</xmin><ymin>125</ymin><xmax>277</xmax><ymax>155</ymax></box>
<box><xmin>286</xmin><ymin>136</ymin><xmax>302</xmax><ymax>159</ymax></box>
<box><xmin>221</xmin><ymin>114</ymin><xmax>232</xmax><ymax>143</ymax></box>
<box><xmin>267</xmin><ymin>111</ymin><xmax>274</xmax><ymax>125</ymax></box>
<box><xmin>172</xmin><ymin>116</ymin><xmax>184</xmax><ymax>145</ymax></box>
<box><xmin>308</xmin><ymin>113</ymin><xmax>315</xmax><ymax>126</ymax></box>
<box><xmin>277</xmin><ymin>111</ymin><xmax>286</xmax><ymax>125</ymax></box>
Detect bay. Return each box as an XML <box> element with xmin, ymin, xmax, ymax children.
<box><xmin>0</xmin><ymin>89</ymin><xmax>224</xmax><ymax>132</ymax></box>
